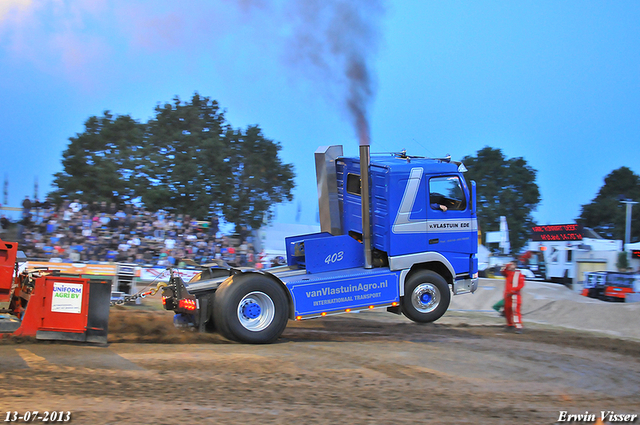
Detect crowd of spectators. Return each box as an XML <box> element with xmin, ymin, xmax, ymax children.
<box><xmin>14</xmin><ymin>196</ymin><xmax>262</xmax><ymax>268</ymax></box>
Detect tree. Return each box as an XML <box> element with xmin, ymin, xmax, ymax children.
<box><xmin>51</xmin><ymin>93</ymin><xmax>295</xmax><ymax>229</ymax></box>
<box><xmin>462</xmin><ymin>147</ymin><xmax>541</xmax><ymax>253</ymax></box>
<box><xmin>138</xmin><ymin>94</ymin><xmax>231</xmax><ymax>219</ymax></box>
<box><xmin>50</xmin><ymin>113</ymin><xmax>144</xmax><ymax>205</ymax></box>
<box><xmin>221</xmin><ymin>125</ymin><xmax>295</xmax><ymax>230</ymax></box>
<box><xmin>616</xmin><ymin>251</ymin><xmax>629</xmax><ymax>271</ymax></box>
<box><xmin>578</xmin><ymin>167</ymin><xmax>640</xmax><ymax>242</ymax></box>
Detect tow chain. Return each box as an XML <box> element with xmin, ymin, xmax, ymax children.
<box><xmin>110</xmin><ymin>279</ymin><xmax>170</xmax><ymax>306</ymax></box>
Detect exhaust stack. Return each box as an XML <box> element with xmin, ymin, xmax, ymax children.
<box><xmin>315</xmin><ymin>145</ymin><xmax>344</xmax><ymax>236</ymax></box>
<box><xmin>360</xmin><ymin>145</ymin><xmax>373</xmax><ymax>269</ymax></box>
<box><xmin>314</xmin><ymin>144</ymin><xmax>373</xmax><ymax>268</ymax></box>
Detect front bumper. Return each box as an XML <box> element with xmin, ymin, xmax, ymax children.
<box><xmin>453</xmin><ymin>276</ymin><xmax>479</xmax><ymax>295</ymax></box>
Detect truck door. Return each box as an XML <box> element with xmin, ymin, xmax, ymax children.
<box><xmin>427</xmin><ymin>175</ymin><xmax>475</xmax><ymax>269</ymax></box>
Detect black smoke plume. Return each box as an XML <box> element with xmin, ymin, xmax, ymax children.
<box><xmin>282</xmin><ymin>0</ymin><xmax>385</xmax><ymax>146</ymax></box>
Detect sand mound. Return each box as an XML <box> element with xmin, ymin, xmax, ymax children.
<box><xmin>451</xmin><ymin>278</ymin><xmax>640</xmax><ymax>340</ymax></box>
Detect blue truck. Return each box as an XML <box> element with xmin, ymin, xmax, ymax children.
<box><xmin>162</xmin><ymin>145</ymin><xmax>479</xmax><ymax>343</ymax></box>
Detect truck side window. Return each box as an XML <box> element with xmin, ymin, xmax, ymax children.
<box><xmin>346</xmin><ymin>173</ymin><xmax>361</xmax><ymax>196</ymax></box>
<box><xmin>429</xmin><ymin>176</ymin><xmax>467</xmax><ymax>211</ymax></box>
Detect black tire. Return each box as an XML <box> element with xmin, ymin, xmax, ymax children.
<box><xmin>213</xmin><ymin>273</ymin><xmax>289</xmax><ymax>344</ymax></box>
<box><xmin>401</xmin><ymin>270</ymin><xmax>451</xmax><ymax>323</ymax></box>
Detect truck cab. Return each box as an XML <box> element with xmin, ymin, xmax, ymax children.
<box><xmin>338</xmin><ymin>152</ymin><xmax>477</xmax><ymax>278</ymax></box>
<box><xmin>163</xmin><ymin>145</ymin><xmax>478</xmax><ymax>343</ymax></box>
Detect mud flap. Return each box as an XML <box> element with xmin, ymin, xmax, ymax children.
<box><xmin>198</xmin><ymin>295</ymin><xmax>208</xmax><ymax>333</ymax></box>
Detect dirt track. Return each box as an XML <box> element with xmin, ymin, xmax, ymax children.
<box><xmin>2</xmin><ymin>301</ymin><xmax>640</xmax><ymax>425</ymax></box>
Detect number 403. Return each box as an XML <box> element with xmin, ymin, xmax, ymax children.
<box><xmin>324</xmin><ymin>251</ymin><xmax>344</xmax><ymax>264</ymax></box>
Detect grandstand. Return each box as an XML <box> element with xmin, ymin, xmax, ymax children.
<box><xmin>5</xmin><ymin>200</ymin><xmax>257</xmax><ymax>269</ymax></box>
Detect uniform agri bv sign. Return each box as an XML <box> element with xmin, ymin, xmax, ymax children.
<box><xmin>51</xmin><ymin>282</ymin><xmax>83</xmax><ymax>314</ymax></box>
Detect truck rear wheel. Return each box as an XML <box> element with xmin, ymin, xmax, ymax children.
<box><xmin>213</xmin><ymin>273</ymin><xmax>289</xmax><ymax>344</ymax></box>
<box><xmin>402</xmin><ymin>270</ymin><xmax>450</xmax><ymax>323</ymax></box>
<box><xmin>199</xmin><ymin>270</ymin><xmax>233</xmax><ymax>333</ymax></box>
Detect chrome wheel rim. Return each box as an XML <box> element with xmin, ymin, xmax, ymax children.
<box><xmin>411</xmin><ymin>283</ymin><xmax>440</xmax><ymax>313</ymax></box>
<box><xmin>237</xmin><ymin>291</ymin><xmax>275</xmax><ymax>332</ymax></box>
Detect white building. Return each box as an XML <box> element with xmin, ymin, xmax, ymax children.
<box><xmin>526</xmin><ymin>236</ymin><xmax>622</xmax><ymax>286</ymax></box>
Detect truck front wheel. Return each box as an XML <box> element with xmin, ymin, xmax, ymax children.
<box><xmin>402</xmin><ymin>270</ymin><xmax>451</xmax><ymax>323</ymax></box>
<box><xmin>213</xmin><ymin>274</ymin><xmax>289</xmax><ymax>344</ymax></box>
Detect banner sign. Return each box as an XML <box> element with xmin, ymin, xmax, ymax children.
<box><xmin>531</xmin><ymin>224</ymin><xmax>583</xmax><ymax>242</ymax></box>
<box><xmin>51</xmin><ymin>282</ymin><xmax>83</xmax><ymax>314</ymax></box>
<box><xmin>26</xmin><ymin>262</ymin><xmax>201</xmax><ymax>282</ymax></box>
<box><xmin>27</xmin><ymin>262</ymin><xmax>117</xmax><ymax>276</ymax></box>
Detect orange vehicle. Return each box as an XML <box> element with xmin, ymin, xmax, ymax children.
<box><xmin>602</xmin><ymin>272</ymin><xmax>637</xmax><ymax>302</ymax></box>
<box><xmin>0</xmin><ymin>237</ymin><xmax>110</xmax><ymax>343</ymax></box>
<box><xmin>582</xmin><ymin>271</ymin><xmax>638</xmax><ymax>302</ymax></box>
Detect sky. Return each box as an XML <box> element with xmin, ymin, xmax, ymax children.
<box><xmin>0</xmin><ymin>0</ymin><xmax>639</xmax><ymax>230</ymax></box>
